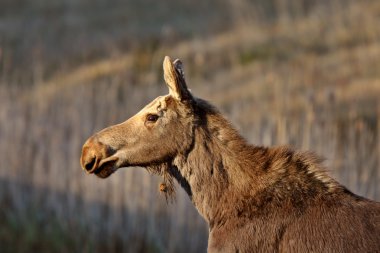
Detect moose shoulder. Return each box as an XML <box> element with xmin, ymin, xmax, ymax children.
<box><xmin>81</xmin><ymin>56</ymin><xmax>380</xmax><ymax>253</ymax></box>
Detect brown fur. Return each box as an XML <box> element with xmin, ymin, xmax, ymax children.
<box><xmin>81</xmin><ymin>56</ymin><xmax>380</xmax><ymax>252</ymax></box>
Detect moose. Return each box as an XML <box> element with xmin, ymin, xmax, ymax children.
<box><xmin>81</xmin><ymin>56</ymin><xmax>380</xmax><ymax>252</ymax></box>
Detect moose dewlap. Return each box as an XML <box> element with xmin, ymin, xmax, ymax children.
<box><xmin>81</xmin><ymin>56</ymin><xmax>380</xmax><ymax>253</ymax></box>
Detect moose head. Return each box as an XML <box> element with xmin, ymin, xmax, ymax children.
<box><xmin>80</xmin><ymin>57</ymin><xmax>198</xmax><ymax>184</ymax></box>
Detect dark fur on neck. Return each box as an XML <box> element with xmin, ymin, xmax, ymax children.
<box><xmin>166</xmin><ymin>98</ymin><xmax>346</xmax><ymax>223</ymax></box>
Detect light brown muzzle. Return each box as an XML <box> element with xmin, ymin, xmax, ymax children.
<box><xmin>80</xmin><ymin>137</ymin><xmax>119</xmax><ymax>178</ymax></box>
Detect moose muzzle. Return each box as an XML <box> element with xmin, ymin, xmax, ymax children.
<box><xmin>80</xmin><ymin>137</ymin><xmax>118</xmax><ymax>177</ymax></box>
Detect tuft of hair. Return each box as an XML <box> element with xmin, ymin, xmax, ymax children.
<box><xmin>146</xmin><ymin>162</ymin><xmax>176</xmax><ymax>203</ymax></box>
<box><xmin>292</xmin><ymin>148</ymin><xmax>341</xmax><ymax>192</ymax></box>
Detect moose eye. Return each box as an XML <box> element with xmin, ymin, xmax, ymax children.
<box><xmin>146</xmin><ymin>114</ymin><xmax>159</xmax><ymax>122</ymax></box>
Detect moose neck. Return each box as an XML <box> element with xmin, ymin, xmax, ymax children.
<box><xmin>172</xmin><ymin>100</ymin><xmax>264</xmax><ymax>225</ymax></box>
<box><xmin>170</xmin><ymin>100</ymin><xmax>343</xmax><ymax>227</ymax></box>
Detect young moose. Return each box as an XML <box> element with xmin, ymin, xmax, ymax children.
<box><xmin>81</xmin><ymin>56</ymin><xmax>380</xmax><ymax>252</ymax></box>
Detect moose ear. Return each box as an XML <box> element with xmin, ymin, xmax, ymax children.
<box><xmin>163</xmin><ymin>56</ymin><xmax>192</xmax><ymax>102</ymax></box>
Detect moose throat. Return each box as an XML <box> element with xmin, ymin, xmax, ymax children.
<box><xmin>80</xmin><ymin>56</ymin><xmax>380</xmax><ymax>253</ymax></box>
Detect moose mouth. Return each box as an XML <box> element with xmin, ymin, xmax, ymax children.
<box><xmin>93</xmin><ymin>156</ymin><xmax>119</xmax><ymax>179</ymax></box>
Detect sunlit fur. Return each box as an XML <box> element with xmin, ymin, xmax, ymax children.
<box><xmin>81</xmin><ymin>57</ymin><xmax>380</xmax><ymax>253</ymax></box>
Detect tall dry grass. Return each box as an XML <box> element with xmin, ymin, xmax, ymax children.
<box><xmin>1</xmin><ymin>0</ymin><xmax>380</xmax><ymax>252</ymax></box>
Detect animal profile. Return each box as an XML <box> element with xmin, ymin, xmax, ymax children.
<box><xmin>81</xmin><ymin>56</ymin><xmax>380</xmax><ymax>252</ymax></box>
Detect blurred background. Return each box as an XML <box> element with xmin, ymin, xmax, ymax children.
<box><xmin>0</xmin><ymin>0</ymin><xmax>380</xmax><ymax>252</ymax></box>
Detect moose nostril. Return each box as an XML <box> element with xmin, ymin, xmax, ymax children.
<box><xmin>85</xmin><ymin>157</ymin><xmax>96</xmax><ymax>172</ymax></box>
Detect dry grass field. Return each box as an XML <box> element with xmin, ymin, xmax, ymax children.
<box><xmin>1</xmin><ymin>0</ymin><xmax>380</xmax><ymax>252</ymax></box>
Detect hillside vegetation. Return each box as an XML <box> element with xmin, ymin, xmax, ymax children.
<box><xmin>1</xmin><ymin>0</ymin><xmax>380</xmax><ymax>252</ymax></box>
